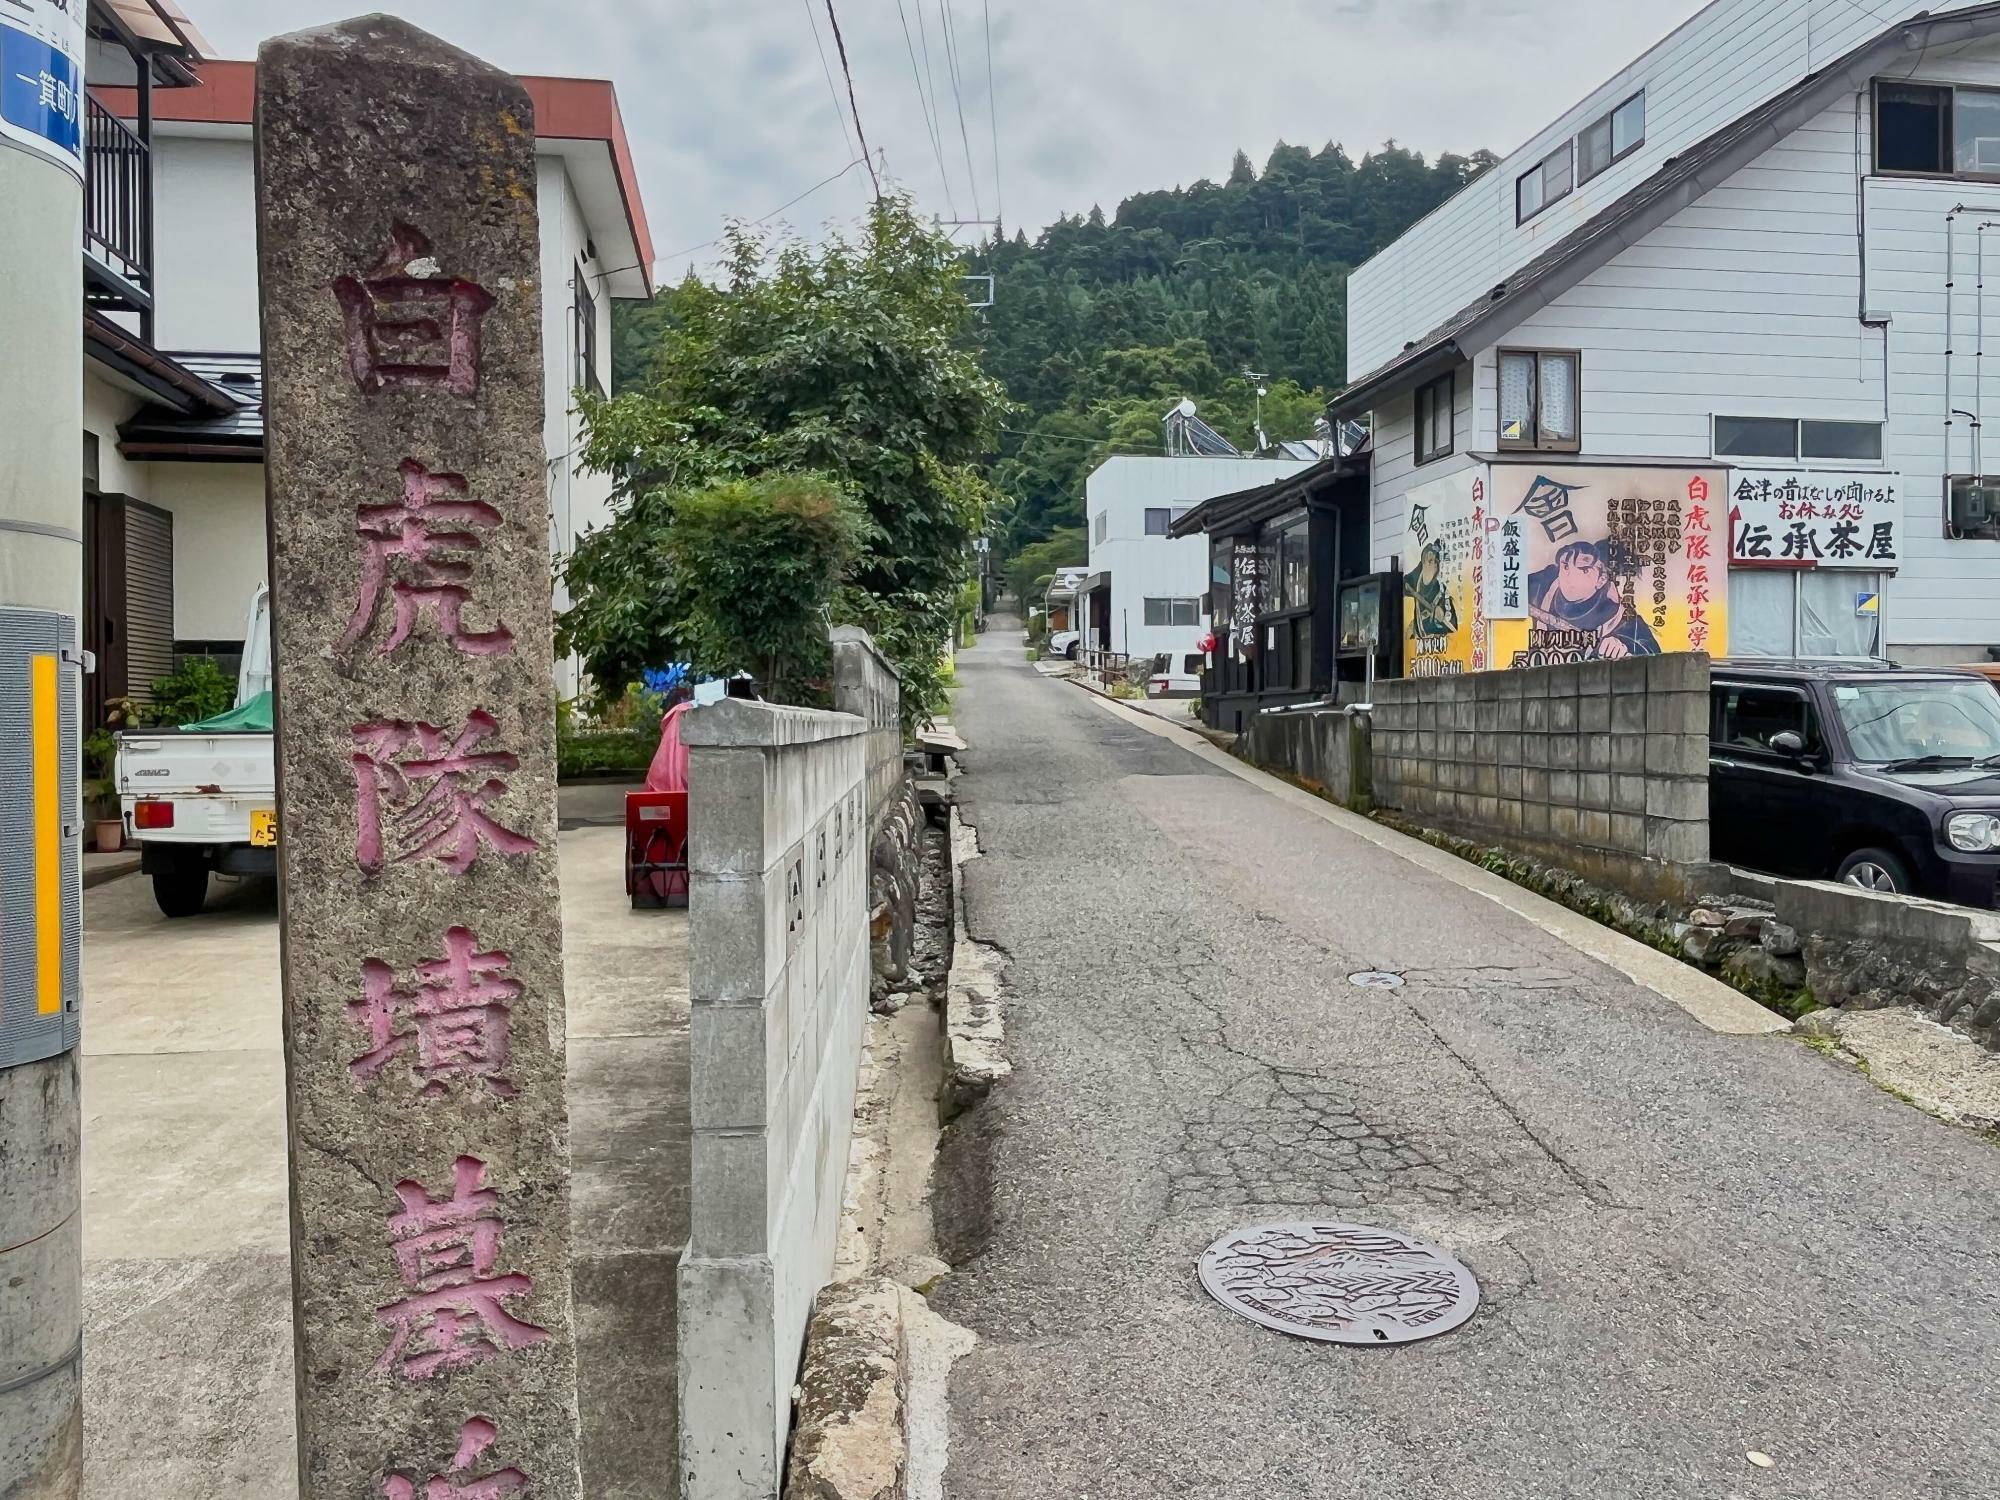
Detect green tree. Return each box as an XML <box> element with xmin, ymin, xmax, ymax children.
<box><xmin>661</xmin><ymin>474</ymin><xmax>865</xmax><ymax>701</ymax></box>
<box><xmin>1004</xmin><ymin>526</ymin><xmax>1088</xmax><ymax>606</ymax></box>
<box><xmin>568</xmin><ymin>196</ymin><xmax>1007</xmax><ymax>727</ymax></box>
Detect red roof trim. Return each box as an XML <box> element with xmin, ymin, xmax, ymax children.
<box><xmin>93</xmin><ymin>58</ymin><xmax>655</xmax><ymax>295</ymax></box>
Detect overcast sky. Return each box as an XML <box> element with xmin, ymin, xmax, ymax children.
<box><xmin>190</xmin><ymin>1</ymin><xmax>1707</xmax><ymax>283</ymax></box>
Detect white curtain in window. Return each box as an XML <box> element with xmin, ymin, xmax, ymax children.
<box><xmin>1499</xmin><ymin>353</ymin><xmax>1535</xmax><ymax>439</ymax></box>
<box><xmin>1729</xmin><ymin>570</ymin><xmax>1795</xmax><ymax>657</ymax></box>
<box><xmin>1798</xmin><ymin>570</ymin><xmax>1881</xmax><ymax>658</ymax></box>
<box><xmin>1539</xmin><ymin>354</ymin><xmax>1579</xmax><ymax>442</ymax></box>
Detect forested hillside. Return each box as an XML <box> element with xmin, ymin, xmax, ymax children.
<box><xmin>612</xmin><ymin>139</ymin><xmax>1494</xmax><ymax>568</ymax></box>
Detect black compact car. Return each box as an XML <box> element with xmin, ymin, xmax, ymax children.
<box><xmin>1709</xmin><ymin>661</ymin><xmax>2000</xmax><ymax>907</ymax></box>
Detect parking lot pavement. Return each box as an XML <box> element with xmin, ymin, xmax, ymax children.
<box><xmin>78</xmin><ymin>826</ymin><xmax>688</xmax><ymax>1499</ymax></box>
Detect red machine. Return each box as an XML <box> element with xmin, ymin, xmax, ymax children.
<box><xmin>624</xmin><ymin>790</ymin><xmax>690</xmax><ymax>908</ymax></box>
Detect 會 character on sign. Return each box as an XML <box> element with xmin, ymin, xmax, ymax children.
<box><xmin>338</xmin><ymin>460</ymin><xmax>514</xmax><ymax>657</ymax></box>
<box><xmin>352</xmin><ymin>712</ymin><xmax>538</xmax><ymax>875</ymax></box>
<box><xmin>335</xmin><ymin>224</ymin><xmax>497</xmax><ymax>397</ymax></box>
<box><xmin>374</xmin><ymin>1157</ymin><xmax>550</xmax><ymax>1381</ymax></box>
<box><xmin>350</xmin><ymin>927</ymin><xmax>519</xmax><ymax>1100</ymax></box>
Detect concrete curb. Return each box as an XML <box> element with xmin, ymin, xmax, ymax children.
<box><xmin>941</xmin><ymin>809</ymin><xmax>1010</xmax><ymax>1121</ymax></box>
<box><xmin>785</xmin><ymin>1277</ymin><xmax>908</xmax><ymax>1500</ymax></box>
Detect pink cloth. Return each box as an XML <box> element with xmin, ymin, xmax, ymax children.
<box><xmin>645</xmin><ymin>701</ymin><xmax>694</xmax><ymax>793</ymax></box>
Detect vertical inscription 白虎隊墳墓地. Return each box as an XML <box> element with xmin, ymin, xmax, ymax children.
<box><xmin>256</xmin><ymin>17</ymin><xmax>583</xmax><ymax>1499</ymax></box>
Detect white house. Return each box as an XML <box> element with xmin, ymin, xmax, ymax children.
<box><xmin>80</xmin><ymin>36</ymin><xmax>654</xmax><ymax>712</ymax></box>
<box><xmin>1337</xmin><ymin>0</ymin><xmax>2000</xmax><ymax>673</ymax></box>
<box><xmin>1077</xmin><ymin>455</ymin><xmax>1315</xmax><ymax>663</ymax></box>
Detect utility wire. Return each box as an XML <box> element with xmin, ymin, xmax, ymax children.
<box><xmin>803</xmin><ymin>0</ymin><xmax>861</xmax><ymax>174</ymax></box>
<box><xmin>647</xmin><ymin>157</ymin><xmax>872</xmax><ymax>269</ymax></box>
<box><xmin>937</xmin><ymin>0</ymin><xmax>983</xmax><ymax>220</ymax></box>
<box><xmin>914</xmin><ymin>0</ymin><xmax>953</xmax><ymax>206</ymax></box>
<box><xmin>823</xmin><ymin>0</ymin><xmax>884</xmax><ymax>201</ymax></box>
<box><xmin>983</xmin><ymin>0</ymin><xmax>1003</xmax><ymax>226</ymax></box>
<box><xmin>895</xmin><ymin>0</ymin><xmax>957</xmax><ymax>218</ymax></box>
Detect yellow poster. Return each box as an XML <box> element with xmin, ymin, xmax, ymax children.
<box><xmin>1402</xmin><ymin>470</ymin><xmax>1483</xmax><ymax>677</ymax></box>
<box><xmin>1486</xmin><ymin>465</ymin><xmax>1728</xmax><ymax>668</ymax></box>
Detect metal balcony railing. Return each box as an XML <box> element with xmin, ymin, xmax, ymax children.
<box><xmin>83</xmin><ymin>94</ymin><xmax>154</xmax><ymax>322</ymax></box>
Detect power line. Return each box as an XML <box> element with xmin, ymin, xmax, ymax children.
<box><xmin>803</xmin><ymin>0</ymin><xmax>861</xmax><ymax>171</ymax></box>
<box><xmin>823</xmin><ymin>0</ymin><xmax>885</xmax><ymax>201</ymax></box>
<box><xmin>982</xmin><ymin>0</ymin><xmax>1003</xmax><ymax>226</ymax></box>
<box><xmin>914</xmin><ymin>0</ymin><xmax>954</xmax><ymax>208</ymax></box>
<box><xmin>936</xmin><ymin>0</ymin><xmax>983</xmax><ymax>220</ymax></box>
<box><xmin>650</xmin><ymin>157</ymin><xmax>872</xmax><ymax>268</ymax></box>
<box><xmin>895</xmin><ymin>0</ymin><xmax>957</xmax><ymax>218</ymax></box>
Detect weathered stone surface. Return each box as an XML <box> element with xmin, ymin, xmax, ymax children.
<box><xmin>256</xmin><ymin>18</ymin><xmax>580</xmax><ymax>1496</ymax></box>
<box><xmin>1761</xmin><ymin>922</ymin><xmax>1803</xmax><ymax>958</ymax></box>
<box><xmin>1722</xmin><ymin>946</ymin><xmax>1808</xmax><ymax>996</ymax></box>
<box><xmin>784</xmin><ymin>1278</ymin><xmax>907</xmax><ymax>1500</ymax></box>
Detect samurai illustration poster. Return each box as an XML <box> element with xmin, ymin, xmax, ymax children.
<box><xmin>1487</xmin><ymin>466</ymin><xmax>1728</xmax><ymax>668</ymax></box>
<box><xmin>1402</xmin><ymin>470</ymin><xmax>1482</xmax><ymax>677</ymax></box>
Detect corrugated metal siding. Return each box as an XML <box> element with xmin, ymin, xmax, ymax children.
<box><xmin>1346</xmin><ymin>0</ymin><xmax>1982</xmax><ymax>381</ymax></box>
<box><xmin>123</xmin><ymin>503</ymin><xmax>175</xmax><ymax>705</ymax></box>
<box><xmin>1369</xmin><ymin>368</ymin><xmax>1477</xmax><ymax>571</ymax></box>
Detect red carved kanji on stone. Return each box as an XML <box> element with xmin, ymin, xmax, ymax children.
<box><xmin>350</xmin><ymin>927</ymin><xmax>519</xmax><ymax>1099</ymax></box>
<box><xmin>383</xmin><ymin>1417</ymin><xmax>527</xmax><ymax>1499</ymax></box>
<box><xmin>374</xmin><ymin>1157</ymin><xmax>549</xmax><ymax>1381</ymax></box>
<box><xmin>335</xmin><ymin>223</ymin><xmax>497</xmax><ymax>398</ymax></box>
<box><xmin>338</xmin><ymin>460</ymin><xmax>514</xmax><ymax>658</ymax></box>
<box><xmin>352</xmin><ymin>712</ymin><xmax>538</xmax><ymax>875</ymax></box>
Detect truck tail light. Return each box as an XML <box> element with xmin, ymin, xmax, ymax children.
<box><xmin>133</xmin><ymin>799</ymin><xmax>174</xmax><ymax>830</ymax></box>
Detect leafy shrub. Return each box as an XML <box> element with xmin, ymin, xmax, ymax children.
<box><xmin>146</xmin><ymin>657</ymin><xmax>235</xmax><ymax>727</ymax></box>
<box><xmin>556</xmin><ymin>729</ymin><xmax>655</xmax><ymax>782</ymax></box>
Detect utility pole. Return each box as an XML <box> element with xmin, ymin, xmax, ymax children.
<box><xmin>0</xmin><ymin>0</ymin><xmax>88</xmax><ymax>1494</ymax></box>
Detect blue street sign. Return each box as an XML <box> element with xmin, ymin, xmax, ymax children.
<box><xmin>1</xmin><ymin>1</ymin><xmax>86</xmax><ymax>179</ymax></box>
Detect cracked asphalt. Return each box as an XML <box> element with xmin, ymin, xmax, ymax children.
<box><xmin>935</xmin><ymin>626</ymin><xmax>2000</xmax><ymax>1500</ymax></box>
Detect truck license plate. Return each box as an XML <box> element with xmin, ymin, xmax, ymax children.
<box><xmin>251</xmin><ymin>809</ymin><xmax>278</xmax><ymax>848</ymax></box>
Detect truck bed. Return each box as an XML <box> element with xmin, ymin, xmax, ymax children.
<box><xmin>116</xmin><ymin>730</ymin><xmax>275</xmax><ymax>846</ymax></box>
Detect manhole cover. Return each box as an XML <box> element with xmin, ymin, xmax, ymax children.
<box><xmin>1198</xmin><ymin>1221</ymin><xmax>1480</xmax><ymax>1346</ymax></box>
<box><xmin>1349</xmin><ymin>970</ymin><xmax>1405</xmax><ymax>989</ymax></box>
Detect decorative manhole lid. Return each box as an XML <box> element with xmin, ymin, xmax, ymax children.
<box><xmin>1198</xmin><ymin>1221</ymin><xmax>1480</xmax><ymax>1346</ymax></box>
<box><xmin>1348</xmin><ymin>970</ymin><xmax>1405</xmax><ymax>989</ymax></box>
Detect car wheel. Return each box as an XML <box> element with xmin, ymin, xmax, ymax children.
<box><xmin>152</xmin><ymin>868</ymin><xmax>209</xmax><ymax>919</ymax></box>
<box><xmin>1835</xmin><ymin>847</ymin><xmax>1911</xmax><ymax>895</ymax></box>
<box><xmin>1065</xmin><ymin>642</ymin><xmax>1079</xmax><ymax>660</ymax></box>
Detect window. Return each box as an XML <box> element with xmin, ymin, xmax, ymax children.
<box><xmin>1728</xmin><ymin>569</ymin><xmax>1885</xmax><ymax>658</ymax></box>
<box><xmin>1516</xmin><ymin>142</ymin><xmax>1573</xmax><ymax>223</ymax></box>
<box><xmin>1713</xmin><ymin>684</ymin><xmax>1819</xmax><ymax>757</ymax></box>
<box><xmin>1873</xmin><ymin>81</ymin><xmax>2000</xmax><ymax>177</ymax></box>
<box><xmin>1143</xmin><ymin>597</ymin><xmax>1201</xmax><ymax>627</ymax></box>
<box><xmin>1579</xmin><ymin>90</ymin><xmax>1645</xmax><ymax>183</ymax></box>
<box><xmin>1713</xmin><ymin>417</ymin><xmax>1885</xmax><ymax>462</ymax></box>
<box><xmin>1094</xmin><ymin>512</ymin><xmax>1108</xmax><ymax>544</ymax></box>
<box><xmin>1714</xmin><ymin>416</ymin><xmax>1800</xmax><ymax>459</ymax></box>
<box><xmin>1415</xmin><ymin>371</ymin><xmax>1455</xmax><ymax>464</ymax></box>
<box><xmin>1272</xmin><ymin>509</ymin><xmax>1310</xmax><ymax>611</ymax></box>
<box><xmin>1145</xmin><ymin>507</ymin><xmax>1173</xmax><ymax>536</ymax></box>
<box><xmin>1801</xmin><ymin>420</ymin><xmax>1884</xmax><ymax>462</ymax></box>
<box><xmin>572</xmin><ymin>268</ymin><xmax>603</xmax><ymax>398</ymax></box>
<box><xmin>1498</xmin><ymin>349</ymin><xmax>1581</xmax><ymax>450</ymax></box>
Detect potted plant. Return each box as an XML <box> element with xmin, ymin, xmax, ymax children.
<box><xmin>83</xmin><ymin>727</ymin><xmax>122</xmax><ymax>852</ymax></box>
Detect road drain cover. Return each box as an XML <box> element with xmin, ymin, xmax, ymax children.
<box><xmin>1349</xmin><ymin>970</ymin><xmax>1405</xmax><ymax>989</ymax></box>
<box><xmin>1199</xmin><ymin>1221</ymin><xmax>1479</xmax><ymax>1346</ymax></box>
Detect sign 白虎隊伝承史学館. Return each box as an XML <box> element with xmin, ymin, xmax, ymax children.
<box><xmin>0</xmin><ymin>0</ymin><xmax>85</xmax><ymax>178</ymax></box>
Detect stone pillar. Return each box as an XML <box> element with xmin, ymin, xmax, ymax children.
<box><xmin>256</xmin><ymin>19</ymin><xmax>581</xmax><ymax>1497</ymax></box>
<box><xmin>679</xmin><ymin>700</ymin><xmax>870</xmax><ymax>1500</ymax></box>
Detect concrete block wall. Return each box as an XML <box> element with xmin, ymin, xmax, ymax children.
<box><xmin>1241</xmin><ymin>706</ymin><xmax>1372</xmax><ymax>810</ymax></box>
<box><xmin>678</xmin><ymin>699</ymin><xmax>871</xmax><ymax>1500</ymax></box>
<box><xmin>1368</xmin><ymin>654</ymin><xmax>1711</xmax><ymax>884</ymax></box>
<box><xmin>830</xmin><ymin>626</ymin><xmax>902</xmax><ymax>835</ymax></box>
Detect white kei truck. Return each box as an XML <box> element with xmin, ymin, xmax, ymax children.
<box><xmin>115</xmin><ymin>588</ymin><xmax>276</xmax><ymax>917</ymax></box>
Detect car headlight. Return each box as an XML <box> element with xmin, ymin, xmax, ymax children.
<box><xmin>1946</xmin><ymin>812</ymin><xmax>2000</xmax><ymax>852</ymax></box>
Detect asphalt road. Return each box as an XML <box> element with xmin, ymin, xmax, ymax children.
<box><xmin>936</xmin><ymin>626</ymin><xmax>2000</xmax><ymax>1500</ymax></box>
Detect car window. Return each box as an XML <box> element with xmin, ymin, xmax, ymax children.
<box><xmin>1832</xmin><ymin>678</ymin><xmax>2000</xmax><ymax>763</ymax></box>
<box><xmin>1183</xmin><ymin>655</ymin><xmax>1204</xmax><ymax>675</ymax></box>
<box><xmin>1716</xmin><ymin>685</ymin><xmax>1818</xmax><ymax>756</ymax></box>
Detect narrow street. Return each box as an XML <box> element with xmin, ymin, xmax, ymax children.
<box><xmin>937</xmin><ymin>626</ymin><xmax>2000</xmax><ymax>1500</ymax></box>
